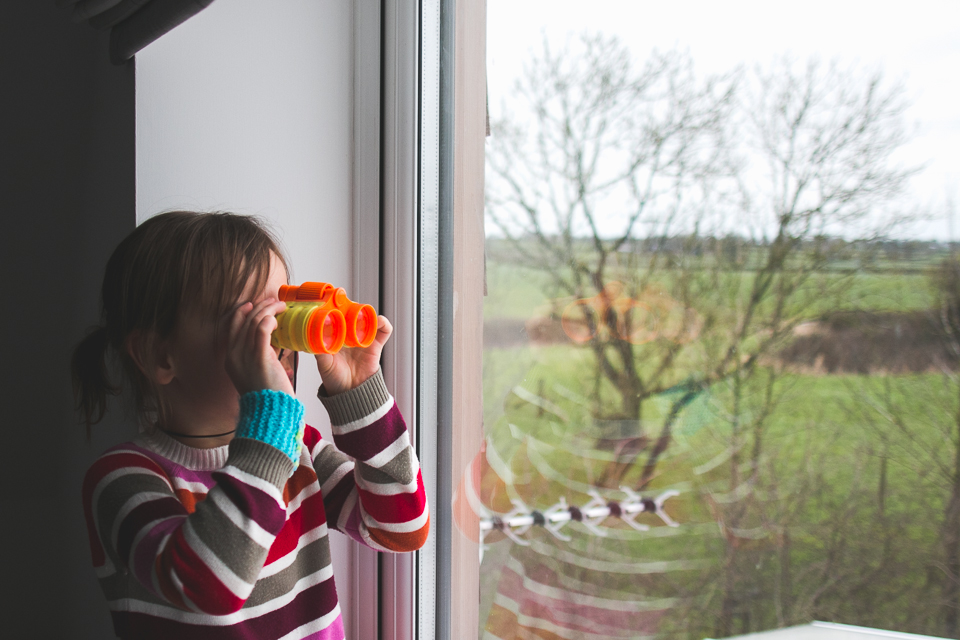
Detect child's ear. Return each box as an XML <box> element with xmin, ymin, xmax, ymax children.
<box><xmin>125</xmin><ymin>330</ymin><xmax>176</xmax><ymax>386</ymax></box>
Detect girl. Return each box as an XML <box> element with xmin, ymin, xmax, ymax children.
<box><xmin>74</xmin><ymin>211</ymin><xmax>428</xmax><ymax>640</ymax></box>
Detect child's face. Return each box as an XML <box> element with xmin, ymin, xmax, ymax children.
<box><xmin>164</xmin><ymin>252</ymin><xmax>289</xmax><ymax>426</ymax></box>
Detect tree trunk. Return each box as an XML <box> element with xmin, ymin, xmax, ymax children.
<box><xmin>943</xmin><ymin>382</ymin><xmax>960</xmax><ymax>638</ymax></box>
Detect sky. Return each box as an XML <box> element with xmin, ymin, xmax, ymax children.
<box><xmin>486</xmin><ymin>0</ymin><xmax>960</xmax><ymax>240</ymax></box>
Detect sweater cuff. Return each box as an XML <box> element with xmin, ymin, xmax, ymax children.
<box><xmin>226</xmin><ymin>438</ymin><xmax>296</xmax><ymax>490</ymax></box>
<box><xmin>236</xmin><ymin>389</ymin><xmax>305</xmax><ymax>467</ymax></box>
<box><xmin>317</xmin><ymin>368</ymin><xmax>392</xmax><ymax>427</ymax></box>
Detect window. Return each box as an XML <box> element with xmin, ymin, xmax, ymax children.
<box><xmin>474</xmin><ymin>3</ymin><xmax>960</xmax><ymax>640</ymax></box>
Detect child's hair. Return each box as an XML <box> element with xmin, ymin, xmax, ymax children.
<box><xmin>72</xmin><ymin>211</ymin><xmax>289</xmax><ymax>437</ymax></box>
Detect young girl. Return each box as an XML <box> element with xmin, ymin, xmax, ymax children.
<box><xmin>74</xmin><ymin>211</ymin><xmax>428</xmax><ymax>640</ymax></box>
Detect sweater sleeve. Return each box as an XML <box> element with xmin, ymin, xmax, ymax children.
<box><xmin>81</xmin><ymin>395</ymin><xmax>302</xmax><ymax>616</ymax></box>
<box><xmin>310</xmin><ymin>369</ymin><xmax>429</xmax><ymax>552</ymax></box>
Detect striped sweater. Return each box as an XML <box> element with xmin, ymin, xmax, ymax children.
<box><xmin>82</xmin><ymin>370</ymin><xmax>428</xmax><ymax>639</ymax></box>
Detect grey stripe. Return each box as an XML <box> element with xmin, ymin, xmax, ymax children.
<box><xmin>312</xmin><ymin>443</ymin><xmax>353</xmax><ymax>486</ymax></box>
<box><xmin>228</xmin><ymin>438</ymin><xmax>295</xmax><ymax>490</ymax></box>
<box><xmin>245</xmin><ymin>536</ymin><xmax>332</xmax><ymax>606</ymax></box>
<box><xmin>96</xmin><ymin>473</ymin><xmax>175</xmax><ymax>562</ymax></box>
<box><xmin>317</xmin><ymin>368</ymin><xmax>391</xmax><ymax>426</ymax></box>
<box><xmin>189</xmin><ymin>494</ymin><xmax>269</xmax><ymax>584</ymax></box>
<box><xmin>358</xmin><ymin>447</ymin><xmax>416</xmax><ymax>485</ymax></box>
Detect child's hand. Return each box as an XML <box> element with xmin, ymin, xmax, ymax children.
<box><xmin>315</xmin><ymin>315</ymin><xmax>392</xmax><ymax>395</ymax></box>
<box><xmin>225</xmin><ymin>298</ymin><xmax>295</xmax><ymax>397</ymax></box>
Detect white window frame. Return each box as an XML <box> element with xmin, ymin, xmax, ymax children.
<box><xmin>372</xmin><ymin>2</ymin><xmax>485</xmax><ymax>638</ymax></box>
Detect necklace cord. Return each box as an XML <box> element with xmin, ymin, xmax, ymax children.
<box><xmin>161</xmin><ymin>428</ymin><xmax>236</xmax><ymax>439</ymax></box>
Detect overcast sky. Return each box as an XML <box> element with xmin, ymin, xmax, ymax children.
<box><xmin>486</xmin><ymin>0</ymin><xmax>960</xmax><ymax>240</ymax></box>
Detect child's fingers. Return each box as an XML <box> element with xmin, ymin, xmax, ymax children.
<box><xmin>227</xmin><ymin>301</ymin><xmax>255</xmax><ymax>344</ymax></box>
<box><xmin>254</xmin><ymin>312</ymin><xmax>279</xmax><ymax>354</ymax></box>
<box><xmin>373</xmin><ymin>315</ymin><xmax>393</xmax><ymax>347</ymax></box>
<box><xmin>239</xmin><ymin>298</ymin><xmax>283</xmax><ymax>348</ymax></box>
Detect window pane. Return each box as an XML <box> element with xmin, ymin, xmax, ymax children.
<box><xmin>476</xmin><ymin>3</ymin><xmax>960</xmax><ymax>639</ymax></box>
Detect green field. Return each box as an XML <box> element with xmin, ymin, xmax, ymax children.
<box><xmin>484</xmin><ymin>261</ymin><xmax>935</xmax><ymax>321</ymax></box>
<box><xmin>479</xmin><ymin>254</ymin><xmax>957</xmax><ymax>638</ymax></box>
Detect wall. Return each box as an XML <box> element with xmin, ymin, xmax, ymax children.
<box><xmin>0</xmin><ymin>3</ymin><xmax>136</xmax><ymax>638</ymax></box>
<box><xmin>134</xmin><ymin>1</ymin><xmax>373</xmax><ymax>636</ymax></box>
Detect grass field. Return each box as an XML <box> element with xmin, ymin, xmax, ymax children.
<box><xmin>484</xmin><ymin>261</ymin><xmax>936</xmax><ymax>321</ymax></box>
<box><xmin>479</xmin><ymin>254</ymin><xmax>956</xmax><ymax>636</ymax></box>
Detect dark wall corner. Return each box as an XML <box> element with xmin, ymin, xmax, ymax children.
<box><xmin>0</xmin><ymin>3</ymin><xmax>136</xmax><ymax>638</ymax></box>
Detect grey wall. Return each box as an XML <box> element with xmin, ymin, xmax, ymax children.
<box><xmin>0</xmin><ymin>3</ymin><xmax>136</xmax><ymax>639</ymax></box>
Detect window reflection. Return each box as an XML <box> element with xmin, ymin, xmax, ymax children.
<box><xmin>477</xmin><ymin>3</ymin><xmax>960</xmax><ymax>639</ymax></box>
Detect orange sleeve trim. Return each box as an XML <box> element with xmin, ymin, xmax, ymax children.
<box><xmin>367</xmin><ymin>517</ymin><xmax>430</xmax><ymax>552</ymax></box>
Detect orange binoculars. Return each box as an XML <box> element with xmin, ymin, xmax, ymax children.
<box><xmin>270</xmin><ymin>282</ymin><xmax>378</xmax><ymax>355</ymax></box>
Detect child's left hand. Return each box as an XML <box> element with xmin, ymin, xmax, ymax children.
<box><xmin>315</xmin><ymin>315</ymin><xmax>392</xmax><ymax>395</ymax></box>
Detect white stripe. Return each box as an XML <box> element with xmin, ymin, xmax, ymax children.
<box><xmin>364</xmin><ymin>432</ymin><xmax>410</xmax><ymax>468</ymax></box>
<box><xmin>108</xmin><ymin>565</ymin><xmax>335</xmax><ymax>624</ymax></box>
<box><xmin>258</xmin><ymin>522</ymin><xmax>329</xmax><ymax>578</ymax></box>
<box><xmin>207</xmin><ymin>490</ymin><xmax>275</xmax><ymax>549</ymax></box>
<box><xmin>504</xmin><ymin>555</ymin><xmax>678</xmax><ymax>612</ymax></box>
<box><xmin>307</xmin><ymin>430</ymin><xmax>326</xmax><ymax>459</ymax></box>
<box><xmin>95</xmin><ymin>558</ymin><xmax>117</xmax><ymax>578</ymax></box>
<box><xmin>358</xmin><ymin>527</ymin><xmax>392</xmax><ymax>552</ymax></box>
<box><xmin>462</xmin><ymin>456</ymin><xmax>492</xmax><ymax>518</ymax></box>
<box><xmin>181</xmin><ymin>520</ymin><xmax>254</xmax><ymax>599</ymax></box>
<box><xmin>109</xmin><ymin>491</ymin><xmax>173</xmax><ymax>552</ymax></box>
<box><xmin>319</xmin><ymin>461</ymin><xmax>354</xmax><ymax>495</ymax></box>
<box><xmin>91</xmin><ymin>464</ymin><xmax>172</xmax><ymax>567</ymax></box>
<box><xmin>276</xmin><ymin>603</ymin><xmax>343</xmax><ymax>640</ymax></box>
<box><xmin>493</xmin><ymin>592</ymin><xmax>654</xmax><ymax>640</ymax></box>
<box><xmin>355</xmin><ymin>476</ymin><xmax>420</xmax><ymax>496</ymax></box>
<box><xmin>286</xmin><ymin>475</ymin><xmax>321</xmax><ymax>514</ymax></box>
<box><xmin>218</xmin><ymin>465</ymin><xmax>286</xmax><ymax>506</ymax></box>
<box><xmin>127</xmin><ymin>515</ymin><xmax>182</xmax><ymax>575</ymax></box>
<box><xmin>527</xmin><ymin>538</ymin><xmax>712</xmax><ymax>574</ymax></box>
<box><xmin>360</xmin><ymin>504</ymin><xmax>429</xmax><ymax>533</ymax></box>
<box><xmin>329</xmin><ymin>397</ymin><xmax>394</xmax><ymax>435</ymax></box>
<box><xmin>167</xmin><ymin>553</ymin><xmax>202</xmax><ymax>613</ymax></box>
<box><xmin>150</xmin><ymin>532</ymin><xmax>172</xmax><ymax>604</ymax></box>
<box><xmin>336</xmin><ymin>488</ymin><xmax>359</xmax><ymax>532</ymax></box>
<box><xmin>171</xmin><ymin>478</ymin><xmax>210</xmax><ymax>494</ymax></box>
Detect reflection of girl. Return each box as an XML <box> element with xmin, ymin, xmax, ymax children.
<box><xmin>74</xmin><ymin>211</ymin><xmax>428</xmax><ymax>638</ymax></box>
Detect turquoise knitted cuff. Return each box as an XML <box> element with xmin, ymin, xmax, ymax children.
<box><xmin>236</xmin><ymin>390</ymin><xmax>305</xmax><ymax>467</ymax></box>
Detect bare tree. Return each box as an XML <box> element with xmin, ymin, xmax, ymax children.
<box><xmin>850</xmin><ymin>257</ymin><xmax>960</xmax><ymax>638</ymax></box>
<box><xmin>486</xmin><ymin>37</ymin><xmax>913</xmax><ymax>483</ymax></box>
<box><xmin>486</xmin><ymin>34</ymin><xmax>736</xmax><ymax>463</ymax></box>
<box><xmin>486</xmin><ymin>34</ymin><xmax>920</xmax><ymax>640</ymax></box>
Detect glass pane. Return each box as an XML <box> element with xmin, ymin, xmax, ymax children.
<box><xmin>476</xmin><ymin>3</ymin><xmax>960</xmax><ymax>639</ymax></box>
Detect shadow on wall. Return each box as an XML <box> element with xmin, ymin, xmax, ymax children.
<box><xmin>0</xmin><ymin>3</ymin><xmax>135</xmax><ymax>637</ymax></box>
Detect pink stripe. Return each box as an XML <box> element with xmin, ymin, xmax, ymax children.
<box><xmin>132</xmin><ymin>517</ymin><xmax>182</xmax><ymax>591</ymax></box>
<box><xmin>342</xmin><ymin>495</ymin><xmax>365</xmax><ymax>545</ymax></box>
<box><xmin>499</xmin><ymin>566</ymin><xmax>666</xmax><ymax>635</ymax></box>
<box><xmin>301</xmin><ymin>614</ymin><xmax>345</xmax><ymax>640</ymax></box>
<box><xmin>332</xmin><ymin>404</ymin><xmax>406</xmax><ymax>460</ymax></box>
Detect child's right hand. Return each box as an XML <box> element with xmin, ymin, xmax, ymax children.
<box><xmin>225</xmin><ymin>298</ymin><xmax>295</xmax><ymax>397</ymax></box>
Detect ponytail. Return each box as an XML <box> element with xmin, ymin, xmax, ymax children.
<box><xmin>71</xmin><ymin>326</ymin><xmax>120</xmax><ymax>439</ymax></box>
<box><xmin>74</xmin><ymin>211</ymin><xmax>289</xmax><ymax>437</ymax></box>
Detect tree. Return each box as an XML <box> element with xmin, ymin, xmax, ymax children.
<box><xmin>485</xmin><ymin>34</ymin><xmax>917</xmax><ymax>638</ymax></box>
<box><xmin>851</xmin><ymin>256</ymin><xmax>960</xmax><ymax>638</ymax></box>
<box><xmin>486</xmin><ymin>34</ymin><xmax>736</xmax><ymax>483</ymax></box>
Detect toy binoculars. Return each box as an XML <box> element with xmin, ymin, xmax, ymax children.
<box><xmin>270</xmin><ymin>282</ymin><xmax>377</xmax><ymax>355</ymax></box>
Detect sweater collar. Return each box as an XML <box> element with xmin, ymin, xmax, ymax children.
<box><xmin>139</xmin><ymin>428</ymin><xmax>230</xmax><ymax>471</ymax></box>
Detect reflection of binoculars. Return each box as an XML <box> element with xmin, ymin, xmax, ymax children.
<box><xmin>560</xmin><ymin>283</ymin><xmax>690</xmax><ymax>345</ymax></box>
<box><xmin>271</xmin><ymin>282</ymin><xmax>377</xmax><ymax>354</ymax></box>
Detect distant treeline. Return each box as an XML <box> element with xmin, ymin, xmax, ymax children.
<box><xmin>485</xmin><ymin>235</ymin><xmax>958</xmax><ymax>271</ymax></box>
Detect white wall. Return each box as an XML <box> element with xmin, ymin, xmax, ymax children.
<box><xmin>135</xmin><ymin>1</ymin><xmax>376</xmax><ymax>635</ymax></box>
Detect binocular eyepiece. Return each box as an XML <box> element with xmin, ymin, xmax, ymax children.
<box><xmin>270</xmin><ymin>282</ymin><xmax>377</xmax><ymax>355</ymax></box>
